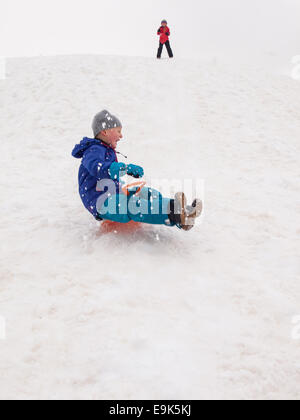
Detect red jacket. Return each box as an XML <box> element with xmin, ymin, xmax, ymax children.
<box><xmin>157</xmin><ymin>26</ymin><xmax>170</xmax><ymax>44</ymax></box>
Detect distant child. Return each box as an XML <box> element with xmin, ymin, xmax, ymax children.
<box><xmin>72</xmin><ymin>110</ymin><xmax>202</xmax><ymax>231</ymax></box>
<box><xmin>157</xmin><ymin>20</ymin><xmax>173</xmax><ymax>59</ymax></box>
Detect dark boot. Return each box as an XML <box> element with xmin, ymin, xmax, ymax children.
<box><xmin>157</xmin><ymin>43</ymin><xmax>163</xmax><ymax>59</ymax></box>
<box><xmin>165</xmin><ymin>41</ymin><xmax>174</xmax><ymax>58</ymax></box>
<box><xmin>168</xmin><ymin>198</ymin><xmax>181</xmax><ymax>226</ymax></box>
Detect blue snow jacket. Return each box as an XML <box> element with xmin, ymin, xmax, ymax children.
<box><xmin>72</xmin><ymin>137</ymin><xmax>121</xmax><ymax>217</ymax></box>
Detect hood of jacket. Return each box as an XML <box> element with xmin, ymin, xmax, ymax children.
<box><xmin>72</xmin><ymin>137</ymin><xmax>102</xmax><ymax>159</ymax></box>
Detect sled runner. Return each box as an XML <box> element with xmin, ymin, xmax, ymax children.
<box><xmin>99</xmin><ymin>220</ymin><xmax>142</xmax><ymax>234</ymax></box>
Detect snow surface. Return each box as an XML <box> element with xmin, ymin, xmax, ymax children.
<box><xmin>0</xmin><ymin>55</ymin><xmax>300</xmax><ymax>400</ymax></box>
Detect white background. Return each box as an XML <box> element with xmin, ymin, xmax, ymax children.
<box><xmin>1</xmin><ymin>0</ymin><xmax>300</xmax><ymax>66</ymax></box>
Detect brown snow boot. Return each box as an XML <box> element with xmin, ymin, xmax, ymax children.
<box><xmin>174</xmin><ymin>192</ymin><xmax>203</xmax><ymax>231</ymax></box>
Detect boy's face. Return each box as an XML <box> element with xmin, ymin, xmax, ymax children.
<box><xmin>100</xmin><ymin>127</ymin><xmax>123</xmax><ymax>149</ymax></box>
<box><xmin>162</xmin><ymin>22</ymin><xmax>167</xmax><ymax>27</ymax></box>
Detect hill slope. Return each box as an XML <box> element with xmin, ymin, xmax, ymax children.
<box><xmin>0</xmin><ymin>55</ymin><xmax>300</xmax><ymax>399</ymax></box>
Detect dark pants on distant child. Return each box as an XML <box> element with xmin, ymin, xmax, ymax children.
<box><xmin>157</xmin><ymin>41</ymin><xmax>173</xmax><ymax>59</ymax></box>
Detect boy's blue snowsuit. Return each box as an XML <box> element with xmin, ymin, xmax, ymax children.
<box><xmin>72</xmin><ymin>138</ymin><xmax>173</xmax><ymax>226</ymax></box>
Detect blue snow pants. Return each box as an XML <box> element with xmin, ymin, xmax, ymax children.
<box><xmin>96</xmin><ymin>187</ymin><xmax>173</xmax><ymax>226</ymax></box>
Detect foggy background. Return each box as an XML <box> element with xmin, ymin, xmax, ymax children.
<box><xmin>1</xmin><ymin>0</ymin><xmax>300</xmax><ymax>69</ymax></box>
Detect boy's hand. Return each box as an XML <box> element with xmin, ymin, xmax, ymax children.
<box><xmin>127</xmin><ymin>164</ymin><xmax>144</xmax><ymax>179</ymax></box>
<box><xmin>109</xmin><ymin>162</ymin><xmax>127</xmax><ymax>180</ymax></box>
<box><xmin>109</xmin><ymin>162</ymin><xmax>144</xmax><ymax>180</ymax></box>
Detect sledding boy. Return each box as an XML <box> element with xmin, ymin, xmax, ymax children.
<box><xmin>157</xmin><ymin>20</ymin><xmax>173</xmax><ymax>59</ymax></box>
<box><xmin>72</xmin><ymin>110</ymin><xmax>202</xmax><ymax>231</ymax></box>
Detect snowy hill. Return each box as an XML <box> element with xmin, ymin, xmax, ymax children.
<box><xmin>0</xmin><ymin>55</ymin><xmax>300</xmax><ymax>399</ymax></box>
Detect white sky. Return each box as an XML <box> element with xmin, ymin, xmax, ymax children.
<box><xmin>1</xmin><ymin>0</ymin><xmax>300</xmax><ymax>64</ymax></box>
